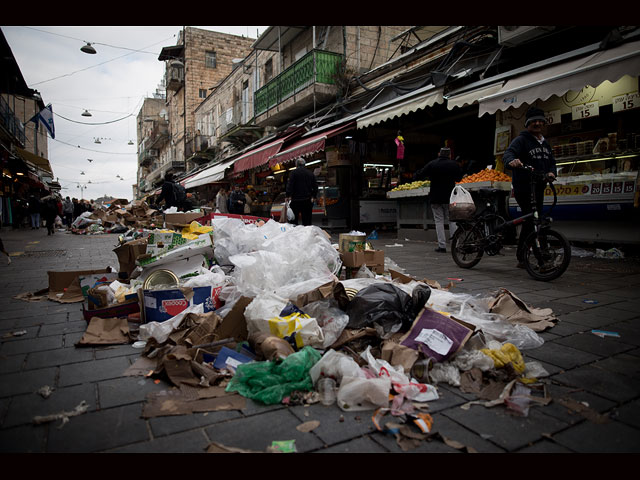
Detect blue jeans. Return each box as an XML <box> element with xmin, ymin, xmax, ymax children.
<box><xmin>30</xmin><ymin>213</ymin><xmax>41</xmax><ymax>228</ymax></box>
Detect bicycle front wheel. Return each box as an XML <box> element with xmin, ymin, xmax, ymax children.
<box><xmin>451</xmin><ymin>224</ymin><xmax>484</xmax><ymax>268</ymax></box>
<box><xmin>522</xmin><ymin>228</ymin><xmax>571</xmax><ymax>281</ymax></box>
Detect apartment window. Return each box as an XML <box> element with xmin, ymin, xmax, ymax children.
<box><xmin>199</xmin><ymin>88</ymin><xmax>208</xmax><ymax>99</ymax></box>
<box><xmin>264</xmin><ymin>58</ymin><xmax>273</xmax><ymax>82</ymax></box>
<box><xmin>205</xmin><ymin>51</ymin><xmax>217</xmax><ymax>68</ymax></box>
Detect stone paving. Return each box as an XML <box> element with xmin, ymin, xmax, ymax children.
<box><xmin>0</xmin><ymin>225</ymin><xmax>639</xmax><ymax>453</ymax></box>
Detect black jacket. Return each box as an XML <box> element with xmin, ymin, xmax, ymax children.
<box><xmin>414</xmin><ymin>156</ymin><xmax>463</xmax><ymax>204</ymax></box>
<box><xmin>286</xmin><ymin>166</ymin><xmax>318</xmax><ymax>201</ymax></box>
<box><xmin>503</xmin><ymin>130</ymin><xmax>557</xmax><ymax>190</ymax></box>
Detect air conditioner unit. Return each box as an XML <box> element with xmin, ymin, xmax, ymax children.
<box><xmin>498</xmin><ymin>26</ymin><xmax>555</xmax><ymax>46</ymax></box>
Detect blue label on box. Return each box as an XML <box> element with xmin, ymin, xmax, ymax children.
<box><xmin>143</xmin><ymin>285</ymin><xmax>222</xmax><ymax>323</ymax></box>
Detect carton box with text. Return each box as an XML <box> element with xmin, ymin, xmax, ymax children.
<box><xmin>139</xmin><ymin>285</ymin><xmax>223</xmax><ymax>323</ymax></box>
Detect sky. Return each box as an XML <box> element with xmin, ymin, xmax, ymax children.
<box><xmin>1</xmin><ymin>26</ymin><xmax>268</xmax><ymax>202</ymax></box>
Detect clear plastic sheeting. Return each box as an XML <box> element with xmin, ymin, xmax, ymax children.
<box><xmin>422</xmin><ymin>288</ymin><xmax>544</xmax><ymax>350</ymax></box>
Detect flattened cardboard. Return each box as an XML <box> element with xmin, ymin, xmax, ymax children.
<box><xmin>113</xmin><ymin>238</ymin><xmax>147</xmax><ymax>277</ymax></box>
<box><xmin>77</xmin><ymin>317</ymin><xmax>130</xmax><ymax>346</ymax></box>
<box><xmin>142</xmin><ymin>388</ymin><xmax>245</xmax><ymax>418</ymax></box>
<box><xmin>400</xmin><ymin>307</ymin><xmax>475</xmax><ymax>362</ymax></box>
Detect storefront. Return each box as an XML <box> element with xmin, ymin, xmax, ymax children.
<box><xmin>477</xmin><ymin>38</ymin><xmax>640</xmax><ymax>244</ymax></box>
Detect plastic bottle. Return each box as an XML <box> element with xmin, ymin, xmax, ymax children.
<box><xmin>317</xmin><ymin>377</ymin><xmax>337</xmax><ymax>406</ymax></box>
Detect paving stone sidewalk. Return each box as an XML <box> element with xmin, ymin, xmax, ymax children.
<box><xmin>0</xmin><ymin>226</ymin><xmax>639</xmax><ymax>453</ymax></box>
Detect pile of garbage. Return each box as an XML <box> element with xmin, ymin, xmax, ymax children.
<box><xmin>43</xmin><ymin>214</ymin><xmax>562</xmax><ymax>451</ymax></box>
<box><xmin>70</xmin><ymin>199</ymin><xmax>167</xmax><ymax>235</ymax></box>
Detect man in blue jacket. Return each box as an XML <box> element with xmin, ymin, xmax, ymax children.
<box><xmin>504</xmin><ymin>106</ymin><xmax>557</xmax><ymax>267</ymax></box>
<box><xmin>286</xmin><ymin>158</ymin><xmax>318</xmax><ymax>226</ymax></box>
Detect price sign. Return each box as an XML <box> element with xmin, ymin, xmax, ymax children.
<box><xmin>545</xmin><ymin>109</ymin><xmax>561</xmax><ymax>125</ymax></box>
<box><xmin>572</xmin><ymin>101</ymin><xmax>599</xmax><ymax>120</ymax></box>
<box><xmin>613</xmin><ymin>92</ymin><xmax>639</xmax><ymax>113</ymax></box>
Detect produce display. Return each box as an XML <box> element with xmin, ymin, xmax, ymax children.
<box><xmin>390</xmin><ymin>180</ymin><xmax>430</xmax><ymax>192</ymax></box>
<box><xmin>457</xmin><ymin>169</ymin><xmax>512</xmax><ymax>184</ymax></box>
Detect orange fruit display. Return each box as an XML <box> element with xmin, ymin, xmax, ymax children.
<box><xmin>457</xmin><ymin>169</ymin><xmax>512</xmax><ymax>184</ymax></box>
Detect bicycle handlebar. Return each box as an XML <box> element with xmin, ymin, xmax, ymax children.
<box><xmin>512</xmin><ymin>165</ymin><xmax>558</xmax><ymax>208</ymax></box>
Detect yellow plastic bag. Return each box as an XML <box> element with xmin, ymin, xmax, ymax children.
<box><xmin>267</xmin><ymin>312</ymin><xmax>324</xmax><ymax>349</ymax></box>
<box><xmin>480</xmin><ymin>342</ymin><xmax>525</xmax><ymax>374</ymax></box>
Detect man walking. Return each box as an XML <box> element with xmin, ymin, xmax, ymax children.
<box><xmin>286</xmin><ymin>158</ymin><xmax>318</xmax><ymax>226</ymax></box>
<box><xmin>414</xmin><ymin>147</ymin><xmax>463</xmax><ymax>253</ymax></box>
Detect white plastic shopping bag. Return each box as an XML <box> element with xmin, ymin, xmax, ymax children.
<box><xmin>449</xmin><ymin>185</ymin><xmax>476</xmax><ymax>221</ymax></box>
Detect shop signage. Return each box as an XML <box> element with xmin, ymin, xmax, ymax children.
<box><xmin>544</xmin><ymin>181</ymin><xmax>635</xmax><ymax>197</ymax></box>
<box><xmin>545</xmin><ymin>109</ymin><xmax>562</xmax><ymax>125</ymax></box>
<box><xmin>612</xmin><ymin>92</ymin><xmax>639</xmax><ymax>113</ymax></box>
<box><xmin>572</xmin><ymin>101</ymin><xmax>599</xmax><ymax>120</ymax></box>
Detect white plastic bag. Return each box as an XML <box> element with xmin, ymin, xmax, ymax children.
<box><xmin>286</xmin><ymin>201</ymin><xmax>295</xmax><ymax>222</ymax></box>
<box><xmin>336</xmin><ymin>376</ymin><xmax>391</xmax><ymax>411</ymax></box>
<box><xmin>449</xmin><ymin>185</ymin><xmax>476</xmax><ymax>221</ymax></box>
<box><xmin>302</xmin><ymin>301</ymin><xmax>350</xmax><ymax>348</ymax></box>
<box><xmin>309</xmin><ymin>349</ymin><xmax>365</xmax><ymax>384</ymax></box>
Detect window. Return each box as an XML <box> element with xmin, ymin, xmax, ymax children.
<box><xmin>205</xmin><ymin>51</ymin><xmax>217</xmax><ymax>68</ymax></box>
<box><xmin>264</xmin><ymin>58</ymin><xmax>273</xmax><ymax>82</ymax></box>
<box><xmin>199</xmin><ymin>88</ymin><xmax>208</xmax><ymax>99</ymax></box>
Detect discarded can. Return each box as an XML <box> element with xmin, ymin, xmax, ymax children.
<box><xmin>317</xmin><ymin>377</ymin><xmax>337</xmax><ymax>406</ymax></box>
<box><xmin>410</xmin><ymin>357</ymin><xmax>435</xmax><ymax>383</ymax></box>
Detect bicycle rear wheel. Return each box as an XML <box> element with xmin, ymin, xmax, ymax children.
<box><xmin>451</xmin><ymin>224</ymin><xmax>484</xmax><ymax>268</ymax></box>
<box><xmin>522</xmin><ymin>228</ymin><xmax>571</xmax><ymax>281</ymax></box>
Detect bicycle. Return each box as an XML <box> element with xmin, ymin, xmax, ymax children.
<box><xmin>450</xmin><ymin>166</ymin><xmax>571</xmax><ymax>281</ymax></box>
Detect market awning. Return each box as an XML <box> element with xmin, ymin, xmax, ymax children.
<box><xmin>356</xmin><ymin>86</ymin><xmax>444</xmax><ymax>129</ymax></box>
<box><xmin>15</xmin><ymin>147</ymin><xmax>53</xmax><ymax>174</ymax></box>
<box><xmin>268</xmin><ymin>122</ymin><xmax>355</xmax><ymax>168</ymax></box>
<box><xmin>446</xmin><ymin>82</ymin><xmax>505</xmax><ymax>110</ymax></box>
<box><xmin>478</xmin><ymin>39</ymin><xmax>640</xmax><ymax>116</ymax></box>
<box><xmin>185</xmin><ymin>159</ymin><xmax>234</xmax><ymax>189</ymax></box>
<box><xmin>233</xmin><ymin>138</ymin><xmax>284</xmax><ymax>174</ymax></box>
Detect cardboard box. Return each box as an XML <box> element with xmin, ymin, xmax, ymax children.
<box><xmin>164</xmin><ymin>212</ymin><xmax>207</xmax><ymax>228</ymax></box>
<box><xmin>82</xmin><ymin>299</ymin><xmax>140</xmax><ymax>321</ymax></box>
<box><xmin>137</xmin><ymin>233</ymin><xmax>214</xmax><ymax>268</ymax></box>
<box><xmin>341</xmin><ymin>250</ymin><xmax>384</xmax><ymax>274</ymax></box>
<box><xmin>47</xmin><ymin>268</ymin><xmax>113</xmax><ymax>303</ymax></box>
<box><xmin>139</xmin><ymin>285</ymin><xmax>223</xmax><ymax>323</ymax></box>
<box><xmin>113</xmin><ymin>239</ymin><xmax>148</xmax><ymax>277</ymax></box>
<box><xmin>79</xmin><ymin>272</ymin><xmax>119</xmax><ymax>297</ymax></box>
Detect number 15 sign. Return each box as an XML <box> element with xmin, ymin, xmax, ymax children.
<box><xmin>613</xmin><ymin>92</ymin><xmax>639</xmax><ymax>113</ymax></box>
<box><xmin>572</xmin><ymin>101</ymin><xmax>599</xmax><ymax>120</ymax></box>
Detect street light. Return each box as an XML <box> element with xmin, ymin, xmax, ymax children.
<box><xmin>81</xmin><ymin>42</ymin><xmax>97</xmax><ymax>54</ymax></box>
<box><xmin>82</xmin><ymin>109</ymin><xmax>92</xmax><ymax>117</ymax></box>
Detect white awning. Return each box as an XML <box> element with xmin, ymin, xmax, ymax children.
<box><xmin>446</xmin><ymin>82</ymin><xmax>505</xmax><ymax>110</ymax></box>
<box><xmin>478</xmin><ymin>39</ymin><xmax>640</xmax><ymax>116</ymax></box>
<box><xmin>357</xmin><ymin>86</ymin><xmax>444</xmax><ymax>129</ymax></box>
<box><xmin>184</xmin><ymin>159</ymin><xmax>233</xmax><ymax>189</ymax></box>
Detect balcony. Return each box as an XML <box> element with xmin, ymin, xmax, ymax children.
<box><xmin>165</xmin><ymin>62</ymin><xmax>184</xmax><ymax>92</ymax></box>
<box><xmin>0</xmin><ymin>95</ymin><xmax>26</xmax><ymax>146</ymax></box>
<box><xmin>254</xmin><ymin>49</ymin><xmax>343</xmax><ymax>124</ymax></box>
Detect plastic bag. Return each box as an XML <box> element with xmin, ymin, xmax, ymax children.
<box><xmin>286</xmin><ymin>201</ymin><xmax>295</xmax><ymax>222</ymax></box>
<box><xmin>309</xmin><ymin>349</ymin><xmax>365</xmax><ymax>384</ymax></box>
<box><xmin>346</xmin><ymin>283</ymin><xmax>416</xmax><ymax>338</ymax></box>
<box><xmin>336</xmin><ymin>375</ymin><xmax>391</xmax><ymax>411</ymax></box>
<box><xmin>449</xmin><ymin>185</ymin><xmax>476</xmax><ymax>221</ymax></box>
<box><xmin>225</xmin><ymin>346</ymin><xmax>321</xmax><ymax>405</ymax></box>
<box><xmin>300</xmin><ymin>300</ymin><xmax>349</xmax><ymax>348</ymax></box>
<box><xmin>245</xmin><ymin>294</ymin><xmax>325</xmax><ymax>349</ymax></box>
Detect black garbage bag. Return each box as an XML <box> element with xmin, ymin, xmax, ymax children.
<box><xmin>411</xmin><ymin>284</ymin><xmax>432</xmax><ymax>314</ymax></box>
<box><xmin>346</xmin><ymin>283</ymin><xmax>418</xmax><ymax>337</ymax></box>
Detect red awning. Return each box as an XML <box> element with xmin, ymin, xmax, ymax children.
<box><xmin>268</xmin><ymin>122</ymin><xmax>355</xmax><ymax>167</ymax></box>
<box><xmin>233</xmin><ymin>139</ymin><xmax>285</xmax><ymax>174</ymax></box>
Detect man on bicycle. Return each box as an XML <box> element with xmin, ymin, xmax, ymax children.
<box><xmin>504</xmin><ymin>107</ymin><xmax>557</xmax><ymax>268</ymax></box>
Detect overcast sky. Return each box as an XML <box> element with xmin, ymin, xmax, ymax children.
<box><xmin>1</xmin><ymin>26</ymin><xmax>268</xmax><ymax>201</ymax></box>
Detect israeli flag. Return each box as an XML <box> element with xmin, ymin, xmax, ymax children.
<box><xmin>38</xmin><ymin>104</ymin><xmax>55</xmax><ymax>139</ymax></box>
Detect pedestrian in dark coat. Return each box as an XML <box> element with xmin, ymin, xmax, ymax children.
<box><xmin>41</xmin><ymin>195</ymin><xmax>59</xmax><ymax>235</ymax></box>
<box><xmin>414</xmin><ymin>147</ymin><xmax>463</xmax><ymax>252</ymax></box>
<box><xmin>285</xmin><ymin>158</ymin><xmax>318</xmax><ymax>226</ymax></box>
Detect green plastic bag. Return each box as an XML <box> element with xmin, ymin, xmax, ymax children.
<box><xmin>225</xmin><ymin>346</ymin><xmax>321</xmax><ymax>405</ymax></box>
